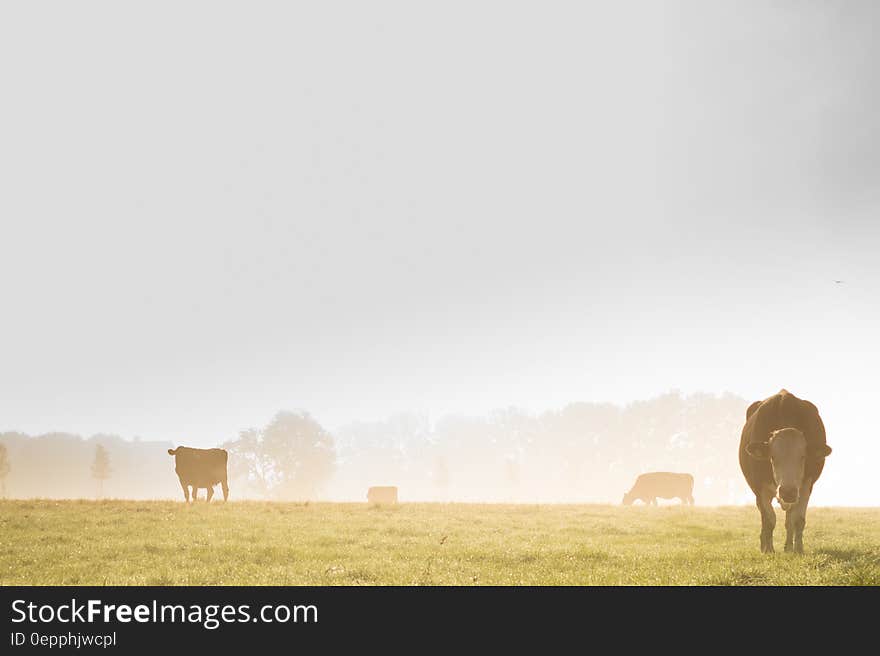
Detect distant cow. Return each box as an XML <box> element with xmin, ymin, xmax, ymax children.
<box><xmin>367</xmin><ymin>486</ymin><xmax>398</xmax><ymax>505</ymax></box>
<box><xmin>168</xmin><ymin>446</ymin><xmax>229</xmax><ymax>503</ymax></box>
<box><xmin>622</xmin><ymin>472</ymin><xmax>694</xmax><ymax>506</ymax></box>
<box><xmin>739</xmin><ymin>389</ymin><xmax>831</xmax><ymax>553</ymax></box>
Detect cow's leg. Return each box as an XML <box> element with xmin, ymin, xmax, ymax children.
<box><xmin>191</xmin><ymin>487</ymin><xmax>199</xmax><ymax>502</ymax></box>
<box><xmin>756</xmin><ymin>492</ymin><xmax>776</xmax><ymax>553</ymax></box>
<box><xmin>784</xmin><ymin>509</ymin><xmax>795</xmax><ymax>552</ymax></box>
<box><xmin>687</xmin><ymin>494</ymin><xmax>695</xmax><ymax>506</ymax></box>
<box><xmin>206</xmin><ymin>486</ymin><xmax>214</xmax><ymax>502</ymax></box>
<box><xmin>180</xmin><ymin>481</ymin><xmax>190</xmax><ymax>503</ymax></box>
<box><xmin>221</xmin><ymin>477</ymin><xmax>229</xmax><ymax>502</ymax></box>
<box><xmin>791</xmin><ymin>480</ymin><xmax>813</xmax><ymax>554</ymax></box>
<box><xmin>650</xmin><ymin>497</ymin><xmax>657</xmax><ymax>506</ymax></box>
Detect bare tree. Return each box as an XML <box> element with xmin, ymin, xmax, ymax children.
<box><xmin>91</xmin><ymin>444</ymin><xmax>112</xmax><ymax>499</ymax></box>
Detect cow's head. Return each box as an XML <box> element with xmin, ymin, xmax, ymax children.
<box><xmin>622</xmin><ymin>491</ymin><xmax>636</xmax><ymax>506</ymax></box>
<box><xmin>167</xmin><ymin>448</ymin><xmax>178</xmax><ymax>456</ymax></box>
<box><xmin>746</xmin><ymin>428</ymin><xmax>832</xmax><ymax>510</ymax></box>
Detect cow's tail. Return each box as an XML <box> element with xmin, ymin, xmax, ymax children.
<box><xmin>220</xmin><ymin>449</ymin><xmax>230</xmax><ymax>501</ymax></box>
<box><xmin>167</xmin><ymin>448</ymin><xmax>177</xmax><ymax>456</ymax></box>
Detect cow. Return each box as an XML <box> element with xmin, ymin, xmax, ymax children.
<box><xmin>168</xmin><ymin>446</ymin><xmax>229</xmax><ymax>503</ymax></box>
<box><xmin>739</xmin><ymin>389</ymin><xmax>832</xmax><ymax>553</ymax></box>
<box><xmin>622</xmin><ymin>472</ymin><xmax>694</xmax><ymax>506</ymax></box>
<box><xmin>367</xmin><ymin>486</ymin><xmax>398</xmax><ymax>505</ymax></box>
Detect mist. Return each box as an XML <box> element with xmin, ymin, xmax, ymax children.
<box><xmin>1</xmin><ymin>2</ymin><xmax>878</xmax><ymax>507</ymax></box>
<box><xmin>0</xmin><ymin>389</ymin><xmax>859</xmax><ymax>506</ymax></box>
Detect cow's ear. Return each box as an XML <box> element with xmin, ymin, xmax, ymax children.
<box><xmin>746</xmin><ymin>401</ymin><xmax>762</xmax><ymax>420</ymax></box>
<box><xmin>167</xmin><ymin>448</ymin><xmax>177</xmax><ymax>456</ymax></box>
<box><xmin>813</xmin><ymin>444</ymin><xmax>832</xmax><ymax>458</ymax></box>
<box><xmin>746</xmin><ymin>442</ymin><xmax>770</xmax><ymax>460</ymax></box>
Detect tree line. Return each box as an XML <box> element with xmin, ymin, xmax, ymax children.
<box><xmin>0</xmin><ymin>391</ymin><xmax>749</xmax><ymax>504</ymax></box>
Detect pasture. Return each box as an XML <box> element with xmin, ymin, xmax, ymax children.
<box><xmin>1</xmin><ymin>501</ymin><xmax>878</xmax><ymax>585</ymax></box>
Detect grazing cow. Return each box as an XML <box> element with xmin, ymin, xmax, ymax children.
<box><xmin>168</xmin><ymin>446</ymin><xmax>229</xmax><ymax>503</ymax></box>
<box><xmin>367</xmin><ymin>486</ymin><xmax>398</xmax><ymax>505</ymax></box>
<box><xmin>622</xmin><ymin>472</ymin><xmax>694</xmax><ymax>506</ymax></box>
<box><xmin>739</xmin><ymin>389</ymin><xmax>832</xmax><ymax>553</ymax></box>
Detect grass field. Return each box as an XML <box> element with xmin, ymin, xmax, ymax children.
<box><xmin>1</xmin><ymin>501</ymin><xmax>878</xmax><ymax>585</ymax></box>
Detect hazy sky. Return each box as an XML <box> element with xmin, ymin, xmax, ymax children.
<box><xmin>1</xmin><ymin>2</ymin><xmax>878</xmax><ymax>502</ymax></box>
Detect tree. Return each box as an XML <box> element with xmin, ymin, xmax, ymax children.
<box><xmin>222</xmin><ymin>428</ymin><xmax>273</xmax><ymax>497</ymax></box>
<box><xmin>432</xmin><ymin>455</ymin><xmax>449</xmax><ymax>489</ymax></box>
<box><xmin>430</xmin><ymin>455</ymin><xmax>449</xmax><ymax>500</ymax></box>
<box><xmin>91</xmin><ymin>444</ymin><xmax>111</xmax><ymax>499</ymax></box>
<box><xmin>0</xmin><ymin>443</ymin><xmax>10</xmax><ymax>497</ymax></box>
<box><xmin>224</xmin><ymin>411</ymin><xmax>336</xmax><ymax>500</ymax></box>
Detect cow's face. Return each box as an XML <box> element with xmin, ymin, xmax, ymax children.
<box><xmin>622</xmin><ymin>491</ymin><xmax>635</xmax><ymax>506</ymax></box>
<box><xmin>746</xmin><ymin>428</ymin><xmax>832</xmax><ymax>510</ymax></box>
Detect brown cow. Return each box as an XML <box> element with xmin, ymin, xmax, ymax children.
<box><xmin>739</xmin><ymin>389</ymin><xmax>832</xmax><ymax>553</ymax></box>
<box><xmin>622</xmin><ymin>472</ymin><xmax>694</xmax><ymax>506</ymax></box>
<box><xmin>367</xmin><ymin>486</ymin><xmax>398</xmax><ymax>505</ymax></box>
<box><xmin>168</xmin><ymin>446</ymin><xmax>229</xmax><ymax>503</ymax></box>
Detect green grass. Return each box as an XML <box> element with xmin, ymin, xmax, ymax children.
<box><xmin>1</xmin><ymin>501</ymin><xmax>878</xmax><ymax>585</ymax></box>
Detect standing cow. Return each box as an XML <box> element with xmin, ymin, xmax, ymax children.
<box><xmin>168</xmin><ymin>446</ymin><xmax>229</xmax><ymax>503</ymax></box>
<box><xmin>622</xmin><ymin>472</ymin><xmax>694</xmax><ymax>506</ymax></box>
<box><xmin>739</xmin><ymin>389</ymin><xmax>832</xmax><ymax>553</ymax></box>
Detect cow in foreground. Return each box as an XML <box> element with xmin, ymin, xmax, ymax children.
<box><xmin>367</xmin><ymin>486</ymin><xmax>398</xmax><ymax>505</ymax></box>
<box><xmin>622</xmin><ymin>472</ymin><xmax>694</xmax><ymax>506</ymax></box>
<box><xmin>739</xmin><ymin>389</ymin><xmax>831</xmax><ymax>553</ymax></box>
<box><xmin>168</xmin><ymin>446</ymin><xmax>229</xmax><ymax>503</ymax></box>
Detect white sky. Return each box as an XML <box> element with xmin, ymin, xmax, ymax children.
<box><xmin>1</xmin><ymin>2</ymin><xmax>878</xmax><ymax>504</ymax></box>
